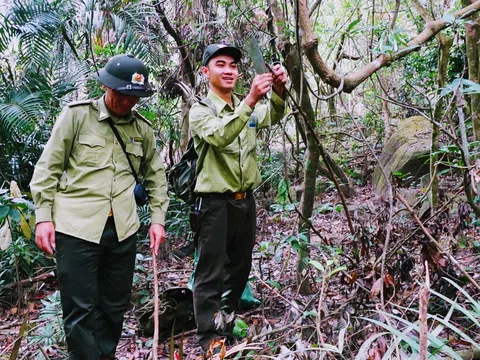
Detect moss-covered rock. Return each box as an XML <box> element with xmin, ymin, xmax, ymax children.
<box><xmin>374</xmin><ymin>116</ymin><xmax>432</xmax><ymax>194</ymax></box>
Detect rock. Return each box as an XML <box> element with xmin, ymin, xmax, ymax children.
<box><xmin>374</xmin><ymin>116</ymin><xmax>432</xmax><ymax>194</ymax></box>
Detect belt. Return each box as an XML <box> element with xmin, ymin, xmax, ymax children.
<box><xmin>108</xmin><ymin>209</ymin><xmax>113</xmax><ymax>217</ymax></box>
<box><xmin>198</xmin><ymin>190</ymin><xmax>252</xmax><ymax>200</ymax></box>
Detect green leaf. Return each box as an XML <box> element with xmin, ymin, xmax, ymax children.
<box><xmin>9</xmin><ymin>208</ymin><xmax>20</xmax><ymax>223</ymax></box>
<box><xmin>302</xmin><ymin>310</ymin><xmax>318</xmax><ymax>318</ymax></box>
<box><xmin>442</xmin><ymin>13</ymin><xmax>456</xmax><ymax>24</ymax></box>
<box><xmin>328</xmin><ymin>265</ymin><xmax>347</xmax><ymax>278</ymax></box>
<box><xmin>266</xmin><ymin>280</ymin><xmax>281</xmax><ymax>289</ymax></box>
<box><xmin>346</xmin><ymin>19</ymin><xmax>361</xmax><ymax>32</ymax></box>
<box><xmin>309</xmin><ymin>260</ymin><xmax>325</xmax><ymax>272</ymax></box>
<box><xmin>233</xmin><ymin>319</ymin><xmax>249</xmax><ymax>338</ymax></box>
<box><xmin>0</xmin><ymin>205</ymin><xmax>9</xmax><ymax>220</ymax></box>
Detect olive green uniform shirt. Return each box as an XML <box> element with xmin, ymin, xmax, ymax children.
<box><xmin>30</xmin><ymin>96</ymin><xmax>169</xmax><ymax>243</ymax></box>
<box><xmin>189</xmin><ymin>90</ymin><xmax>286</xmax><ymax>193</ymax></box>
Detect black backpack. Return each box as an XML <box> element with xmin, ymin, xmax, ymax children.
<box><xmin>168</xmin><ymin>98</ymin><xmax>216</xmax><ymax>204</ymax></box>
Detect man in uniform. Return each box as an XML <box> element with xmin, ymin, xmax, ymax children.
<box><xmin>30</xmin><ymin>54</ymin><xmax>169</xmax><ymax>359</ymax></box>
<box><xmin>189</xmin><ymin>44</ymin><xmax>288</xmax><ymax>350</ymax></box>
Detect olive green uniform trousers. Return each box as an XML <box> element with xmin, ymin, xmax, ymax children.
<box><xmin>56</xmin><ymin>217</ymin><xmax>136</xmax><ymax>360</ymax></box>
<box><xmin>192</xmin><ymin>193</ymin><xmax>256</xmax><ymax>350</ymax></box>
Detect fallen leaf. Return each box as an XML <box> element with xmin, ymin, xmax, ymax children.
<box><xmin>383</xmin><ymin>273</ymin><xmax>394</xmax><ymax>287</ymax></box>
<box><xmin>370</xmin><ymin>278</ymin><xmax>383</xmax><ymax>299</ymax></box>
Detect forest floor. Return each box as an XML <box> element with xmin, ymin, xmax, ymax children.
<box><xmin>0</xmin><ymin>179</ymin><xmax>479</xmax><ymax>359</ymax></box>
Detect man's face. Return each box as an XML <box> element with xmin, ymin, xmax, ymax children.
<box><xmin>104</xmin><ymin>87</ymin><xmax>140</xmax><ymax>117</ymax></box>
<box><xmin>202</xmin><ymin>54</ymin><xmax>238</xmax><ymax>92</ymax></box>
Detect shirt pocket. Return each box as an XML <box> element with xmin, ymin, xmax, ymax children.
<box><xmin>219</xmin><ymin>139</ymin><xmax>239</xmax><ymax>154</ymax></box>
<box><xmin>125</xmin><ymin>142</ymin><xmax>143</xmax><ymax>175</ymax></box>
<box><xmin>77</xmin><ymin>133</ymin><xmax>106</xmax><ymax>166</ymax></box>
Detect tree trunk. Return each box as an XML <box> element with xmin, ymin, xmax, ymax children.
<box><xmin>284</xmin><ymin>43</ymin><xmax>319</xmax><ymax>294</ymax></box>
<box><xmin>431</xmin><ymin>36</ymin><xmax>452</xmax><ymax>208</ymax></box>
<box><xmin>462</xmin><ymin>0</ymin><xmax>480</xmax><ymax>140</ymax></box>
<box><xmin>378</xmin><ymin>76</ymin><xmax>392</xmax><ymax>142</ymax></box>
<box><xmin>270</xmin><ymin>0</ymin><xmax>315</xmax><ymax>294</ymax></box>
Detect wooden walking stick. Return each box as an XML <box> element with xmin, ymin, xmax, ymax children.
<box><xmin>152</xmin><ymin>252</ymin><xmax>159</xmax><ymax>359</ymax></box>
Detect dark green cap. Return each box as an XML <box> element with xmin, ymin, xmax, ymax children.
<box><xmin>202</xmin><ymin>44</ymin><xmax>242</xmax><ymax>66</ymax></box>
<box><xmin>95</xmin><ymin>54</ymin><xmax>154</xmax><ymax>97</ymax></box>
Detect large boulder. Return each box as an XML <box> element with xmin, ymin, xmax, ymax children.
<box><xmin>373</xmin><ymin>116</ymin><xmax>432</xmax><ymax>194</ymax></box>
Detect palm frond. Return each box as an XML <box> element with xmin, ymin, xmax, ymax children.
<box><xmin>0</xmin><ymin>90</ymin><xmax>48</xmax><ymax>140</ymax></box>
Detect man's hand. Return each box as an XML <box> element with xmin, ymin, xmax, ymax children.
<box><xmin>149</xmin><ymin>223</ymin><xmax>166</xmax><ymax>256</ymax></box>
<box><xmin>271</xmin><ymin>64</ymin><xmax>288</xmax><ymax>98</ymax></box>
<box><xmin>35</xmin><ymin>222</ymin><xmax>55</xmax><ymax>255</ymax></box>
<box><xmin>245</xmin><ymin>73</ymin><xmax>274</xmax><ymax>108</ymax></box>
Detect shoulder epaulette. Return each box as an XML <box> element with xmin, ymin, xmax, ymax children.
<box><xmin>133</xmin><ymin>110</ymin><xmax>153</xmax><ymax>127</ymax></box>
<box><xmin>198</xmin><ymin>97</ymin><xmax>217</xmax><ymax>117</ymax></box>
<box><xmin>67</xmin><ymin>99</ymin><xmax>95</xmax><ymax>108</ymax></box>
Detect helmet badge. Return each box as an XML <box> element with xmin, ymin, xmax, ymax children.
<box><xmin>131</xmin><ymin>73</ymin><xmax>145</xmax><ymax>85</ymax></box>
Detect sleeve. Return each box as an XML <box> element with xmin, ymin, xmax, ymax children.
<box><xmin>256</xmin><ymin>90</ymin><xmax>287</xmax><ymax>130</ymax></box>
<box><xmin>189</xmin><ymin>101</ymin><xmax>253</xmax><ymax>147</ymax></box>
<box><xmin>30</xmin><ymin>107</ymin><xmax>76</xmax><ymax>223</ymax></box>
<box><xmin>141</xmin><ymin>129</ymin><xmax>169</xmax><ymax>225</ymax></box>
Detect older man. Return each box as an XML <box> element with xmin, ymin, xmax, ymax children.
<box><xmin>30</xmin><ymin>54</ymin><xmax>169</xmax><ymax>359</ymax></box>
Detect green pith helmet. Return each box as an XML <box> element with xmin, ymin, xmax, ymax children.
<box><xmin>95</xmin><ymin>54</ymin><xmax>154</xmax><ymax>97</ymax></box>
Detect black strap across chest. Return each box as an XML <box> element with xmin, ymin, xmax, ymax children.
<box><xmin>107</xmin><ymin>119</ymin><xmax>140</xmax><ymax>183</ymax></box>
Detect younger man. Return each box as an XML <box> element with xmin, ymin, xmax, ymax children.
<box><xmin>189</xmin><ymin>44</ymin><xmax>287</xmax><ymax>350</ymax></box>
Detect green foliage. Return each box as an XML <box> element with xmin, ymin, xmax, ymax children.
<box><xmin>372</xmin><ymin>26</ymin><xmax>409</xmax><ymax>55</ymax></box>
<box><xmin>358</xmin><ymin>277</ymin><xmax>480</xmax><ymax>359</ymax></box>
<box><xmin>440</xmin><ymin>78</ymin><xmax>480</xmax><ymax>98</ymax></box>
<box><xmin>258</xmin><ymin>151</ymin><xmax>285</xmax><ymax>192</ymax></box>
<box><xmin>233</xmin><ymin>318</ymin><xmax>249</xmax><ymax>338</ymax></box>
<box><xmin>164</xmin><ymin>195</ymin><xmax>191</xmax><ymax>241</ymax></box>
<box><xmin>28</xmin><ymin>291</ymin><xmax>66</xmax><ymax>359</ymax></box>
<box><xmin>0</xmin><ymin>184</ymin><xmax>53</xmax><ymax>290</ymax></box>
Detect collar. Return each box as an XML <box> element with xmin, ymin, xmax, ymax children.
<box><xmin>206</xmin><ymin>90</ymin><xmax>240</xmax><ymax>113</ymax></box>
<box><xmin>97</xmin><ymin>95</ymin><xmax>134</xmax><ymax>124</ymax></box>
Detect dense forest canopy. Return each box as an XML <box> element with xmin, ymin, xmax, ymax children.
<box><xmin>1</xmin><ymin>0</ymin><xmax>480</xmax><ymax>358</ymax></box>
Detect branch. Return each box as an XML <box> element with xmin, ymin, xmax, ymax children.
<box><xmin>390</xmin><ymin>0</ymin><xmax>401</xmax><ymax>30</ymax></box>
<box><xmin>297</xmin><ymin>0</ymin><xmax>480</xmax><ymax>93</ymax></box>
<box><xmin>309</xmin><ymin>0</ymin><xmax>323</xmax><ymax>17</ymax></box>
<box><xmin>341</xmin><ymin>53</ymin><xmax>361</xmax><ymax>60</ymax></box>
<box><xmin>155</xmin><ymin>4</ymin><xmax>196</xmax><ymax>88</ymax></box>
<box><xmin>2</xmin><ymin>271</ymin><xmax>54</xmax><ymax>290</ymax></box>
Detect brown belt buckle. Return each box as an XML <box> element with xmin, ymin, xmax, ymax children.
<box><xmin>108</xmin><ymin>209</ymin><xmax>113</xmax><ymax>217</ymax></box>
<box><xmin>234</xmin><ymin>191</ymin><xmax>247</xmax><ymax>200</ymax></box>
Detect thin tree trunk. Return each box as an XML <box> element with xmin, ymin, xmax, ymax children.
<box><xmin>378</xmin><ymin>76</ymin><xmax>392</xmax><ymax>142</ymax></box>
<box><xmin>431</xmin><ymin>36</ymin><xmax>452</xmax><ymax>208</ymax></box>
<box><xmin>271</xmin><ymin>0</ymin><xmax>315</xmax><ymax>294</ymax></box>
<box><xmin>462</xmin><ymin>0</ymin><xmax>480</xmax><ymax>140</ymax></box>
<box><xmin>285</xmin><ymin>44</ymin><xmax>319</xmax><ymax>294</ymax></box>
